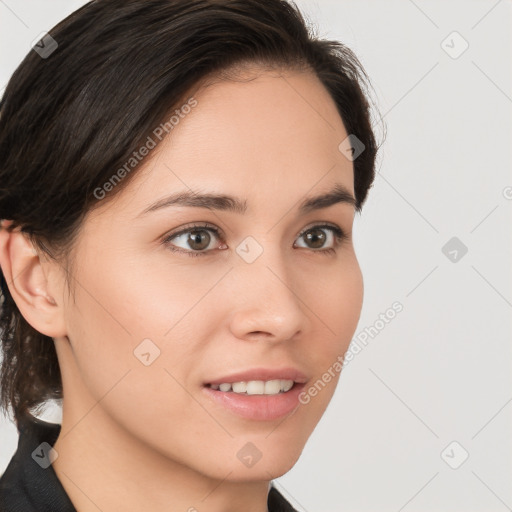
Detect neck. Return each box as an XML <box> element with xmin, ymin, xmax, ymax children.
<box><xmin>52</xmin><ymin>403</ymin><xmax>271</xmax><ymax>512</ymax></box>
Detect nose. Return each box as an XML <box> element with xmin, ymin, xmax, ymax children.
<box><xmin>227</xmin><ymin>246</ymin><xmax>308</xmax><ymax>343</ymax></box>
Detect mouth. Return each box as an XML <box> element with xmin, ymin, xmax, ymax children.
<box><xmin>205</xmin><ymin>379</ymin><xmax>297</xmax><ymax>395</ymax></box>
<box><xmin>202</xmin><ymin>369</ymin><xmax>307</xmax><ymax>421</ymax></box>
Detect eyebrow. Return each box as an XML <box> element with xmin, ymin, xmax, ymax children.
<box><xmin>137</xmin><ymin>182</ymin><xmax>356</xmax><ymax>218</ymax></box>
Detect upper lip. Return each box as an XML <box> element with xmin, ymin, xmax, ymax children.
<box><xmin>205</xmin><ymin>367</ymin><xmax>308</xmax><ymax>385</ymax></box>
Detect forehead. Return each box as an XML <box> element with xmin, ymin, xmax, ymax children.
<box><xmin>91</xmin><ymin>67</ymin><xmax>354</xmax><ymax>221</ymax></box>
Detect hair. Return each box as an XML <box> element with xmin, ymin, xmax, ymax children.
<box><xmin>0</xmin><ymin>0</ymin><xmax>384</xmax><ymax>429</ymax></box>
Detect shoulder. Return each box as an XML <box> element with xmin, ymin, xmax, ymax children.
<box><xmin>268</xmin><ymin>484</ymin><xmax>299</xmax><ymax>512</ymax></box>
<box><xmin>0</xmin><ymin>414</ymin><xmax>76</xmax><ymax>512</ymax></box>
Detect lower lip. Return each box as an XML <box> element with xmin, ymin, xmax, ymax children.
<box><xmin>202</xmin><ymin>383</ymin><xmax>306</xmax><ymax>421</ymax></box>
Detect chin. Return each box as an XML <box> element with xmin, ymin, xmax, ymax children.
<box><xmin>210</xmin><ymin>438</ymin><xmax>306</xmax><ymax>482</ymax></box>
<box><xmin>222</xmin><ymin>456</ymin><xmax>301</xmax><ymax>482</ymax></box>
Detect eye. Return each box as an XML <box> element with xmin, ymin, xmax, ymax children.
<box><xmin>162</xmin><ymin>222</ymin><xmax>348</xmax><ymax>257</ymax></box>
<box><xmin>162</xmin><ymin>222</ymin><xmax>225</xmax><ymax>257</ymax></box>
<box><xmin>294</xmin><ymin>223</ymin><xmax>348</xmax><ymax>255</ymax></box>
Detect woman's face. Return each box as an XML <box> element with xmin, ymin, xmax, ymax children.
<box><xmin>53</xmin><ymin>66</ymin><xmax>364</xmax><ymax>480</ymax></box>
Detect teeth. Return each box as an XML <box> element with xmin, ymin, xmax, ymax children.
<box><xmin>281</xmin><ymin>380</ymin><xmax>294</xmax><ymax>392</ymax></box>
<box><xmin>232</xmin><ymin>381</ymin><xmax>247</xmax><ymax>393</ymax></box>
<box><xmin>264</xmin><ymin>380</ymin><xmax>282</xmax><ymax>395</ymax></box>
<box><xmin>246</xmin><ymin>380</ymin><xmax>264</xmax><ymax>395</ymax></box>
<box><xmin>209</xmin><ymin>379</ymin><xmax>295</xmax><ymax>395</ymax></box>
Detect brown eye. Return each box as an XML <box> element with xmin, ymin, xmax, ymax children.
<box><xmin>303</xmin><ymin>227</ymin><xmax>327</xmax><ymax>249</ymax></box>
<box><xmin>163</xmin><ymin>222</ymin><xmax>347</xmax><ymax>258</ymax></box>
<box><xmin>162</xmin><ymin>223</ymin><xmax>224</xmax><ymax>257</ymax></box>
<box><xmin>295</xmin><ymin>224</ymin><xmax>347</xmax><ymax>253</ymax></box>
<box><xmin>183</xmin><ymin>229</ymin><xmax>212</xmax><ymax>251</ymax></box>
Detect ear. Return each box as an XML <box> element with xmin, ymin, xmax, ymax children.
<box><xmin>0</xmin><ymin>220</ymin><xmax>67</xmax><ymax>338</ymax></box>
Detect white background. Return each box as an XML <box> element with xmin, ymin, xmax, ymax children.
<box><xmin>1</xmin><ymin>1</ymin><xmax>511</xmax><ymax>511</ymax></box>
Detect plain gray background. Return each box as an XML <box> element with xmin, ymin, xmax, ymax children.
<box><xmin>1</xmin><ymin>1</ymin><xmax>511</xmax><ymax>511</ymax></box>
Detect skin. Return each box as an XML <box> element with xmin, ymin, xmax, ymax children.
<box><xmin>0</xmin><ymin>66</ymin><xmax>364</xmax><ymax>512</ymax></box>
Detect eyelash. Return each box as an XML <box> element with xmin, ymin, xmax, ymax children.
<box><xmin>161</xmin><ymin>222</ymin><xmax>348</xmax><ymax>258</ymax></box>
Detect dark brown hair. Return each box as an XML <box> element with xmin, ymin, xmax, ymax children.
<box><xmin>0</xmin><ymin>0</ymin><xmax>383</xmax><ymax>429</ymax></box>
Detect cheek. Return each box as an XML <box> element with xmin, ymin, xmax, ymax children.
<box><xmin>310</xmin><ymin>254</ymin><xmax>364</xmax><ymax>350</ymax></box>
<box><xmin>62</xmin><ymin>253</ymin><xmax>219</xmax><ymax>423</ymax></box>
<box><xmin>297</xmin><ymin>256</ymin><xmax>363</xmax><ymax>399</ymax></box>
<box><xmin>336</xmin><ymin>259</ymin><xmax>364</xmax><ymax>345</ymax></box>
<box><xmin>63</xmin><ymin>276</ymin><xmax>210</xmax><ymax>463</ymax></box>
<box><xmin>62</xmin><ymin>264</ymin><xmax>171</xmax><ymax>403</ymax></box>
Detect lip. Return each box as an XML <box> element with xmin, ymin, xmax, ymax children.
<box><xmin>204</xmin><ymin>367</ymin><xmax>308</xmax><ymax>386</ymax></box>
<box><xmin>202</xmin><ymin>382</ymin><xmax>306</xmax><ymax>421</ymax></box>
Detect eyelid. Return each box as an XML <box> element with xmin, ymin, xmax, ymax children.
<box><xmin>164</xmin><ymin>221</ymin><xmax>223</xmax><ymax>239</ymax></box>
<box><xmin>164</xmin><ymin>221</ymin><xmax>345</xmax><ymax>240</ymax></box>
<box><xmin>296</xmin><ymin>220</ymin><xmax>346</xmax><ymax>238</ymax></box>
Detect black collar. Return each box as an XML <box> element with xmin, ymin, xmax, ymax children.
<box><xmin>0</xmin><ymin>415</ymin><xmax>76</xmax><ymax>511</ymax></box>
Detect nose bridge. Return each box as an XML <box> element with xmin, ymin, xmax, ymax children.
<box><xmin>227</xmin><ymin>236</ymin><xmax>306</xmax><ymax>340</ymax></box>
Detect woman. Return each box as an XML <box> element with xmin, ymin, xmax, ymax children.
<box><xmin>0</xmin><ymin>0</ymin><xmax>382</xmax><ymax>510</ymax></box>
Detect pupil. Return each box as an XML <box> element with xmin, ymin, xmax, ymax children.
<box><xmin>306</xmin><ymin>229</ymin><xmax>325</xmax><ymax>248</ymax></box>
<box><xmin>189</xmin><ymin>230</ymin><xmax>210</xmax><ymax>250</ymax></box>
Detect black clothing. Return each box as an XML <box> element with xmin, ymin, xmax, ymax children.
<box><xmin>0</xmin><ymin>415</ymin><xmax>297</xmax><ymax>511</ymax></box>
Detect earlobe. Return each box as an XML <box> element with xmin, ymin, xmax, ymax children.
<box><xmin>0</xmin><ymin>222</ymin><xmax>67</xmax><ymax>338</ymax></box>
